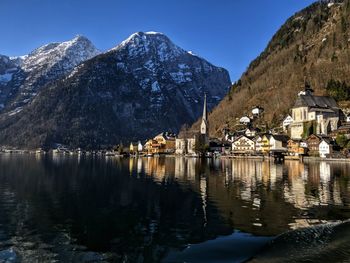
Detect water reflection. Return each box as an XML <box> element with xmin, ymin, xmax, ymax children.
<box><xmin>0</xmin><ymin>155</ymin><xmax>349</xmax><ymax>262</ymax></box>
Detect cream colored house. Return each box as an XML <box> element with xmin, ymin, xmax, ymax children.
<box><xmin>232</xmin><ymin>135</ymin><xmax>255</xmax><ymax>153</ymax></box>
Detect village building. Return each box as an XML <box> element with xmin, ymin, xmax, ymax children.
<box><xmin>283</xmin><ymin>115</ymin><xmax>294</xmax><ymax>132</ymax></box>
<box><xmin>245</xmin><ymin>128</ymin><xmax>259</xmax><ymax>137</ymax></box>
<box><xmin>232</xmin><ymin>135</ymin><xmax>255</xmax><ymax>154</ymax></box>
<box><xmin>145</xmin><ymin>132</ymin><xmax>176</xmax><ymax>154</ymax></box>
<box><xmin>306</xmin><ymin>134</ymin><xmax>334</xmax><ymax>156</ymax></box>
<box><xmin>319</xmin><ymin>139</ymin><xmax>333</xmax><ymax>158</ymax></box>
<box><xmin>290</xmin><ymin>83</ymin><xmax>340</xmax><ymax>139</ymax></box>
<box><xmin>306</xmin><ymin>134</ymin><xmax>322</xmax><ymax>155</ymax></box>
<box><xmin>252</xmin><ymin>106</ymin><xmax>264</xmax><ymax>117</ymax></box>
<box><xmin>175</xmin><ymin>94</ymin><xmax>209</xmax><ymax>155</ymax></box>
<box><xmin>287</xmin><ymin>139</ymin><xmax>307</xmax><ymax>156</ymax></box>
<box><xmin>269</xmin><ymin>135</ymin><xmax>289</xmax><ymax>151</ymax></box>
<box><xmin>129</xmin><ymin>142</ymin><xmax>138</xmax><ymax>154</ymax></box>
<box><xmin>347</xmin><ymin>114</ymin><xmax>350</xmax><ymax>123</ymax></box>
<box><xmin>137</xmin><ymin>141</ymin><xmax>143</xmax><ymax>152</ymax></box>
<box><xmin>254</xmin><ymin>135</ymin><xmax>264</xmax><ymax>153</ymax></box>
<box><xmin>239</xmin><ymin>116</ymin><xmax>251</xmax><ymax>125</ymax></box>
<box><xmin>260</xmin><ymin>134</ymin><xmax>271</xmax><ymax>154</ymax></box>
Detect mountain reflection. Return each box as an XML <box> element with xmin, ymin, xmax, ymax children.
<box><xmin>0</xmin><ymin>155</ymin><xmax>350</xmax><ymax>262</ymax></box>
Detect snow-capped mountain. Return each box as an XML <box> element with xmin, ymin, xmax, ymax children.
<box><xmin>108</xmin><ymin>32</ymin><xmax>230</xmax><ymax>118</ymax></box>
<box><xmin>0</xmin><ymin>32</ymin><xmax>230</xmax><ymax>148</ymax></box>
<box><xmin>0</xmin><ymin>35</ymin><xmax>100</xmax><ymax>114</ymax></box>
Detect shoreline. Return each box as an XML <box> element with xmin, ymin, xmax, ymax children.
<box><xmin>1</xmin><ymin>151</ymin><xmax>350</xmax><ymax>163</ymax></box>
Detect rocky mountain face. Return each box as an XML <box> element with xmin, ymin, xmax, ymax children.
<box><xmin>0</xmin><ymin>36</ymin><xmax>100</xmax><ymax>114</ymax></box>
<box><xmin>191</xmin><ymin>0</ymin><xmax>350</xmax><ymax>136</ymax></box>
<box><xmin>0</xmin><ymin>32</ymin><xmax>231</xmax><ymax>149</ymax></box>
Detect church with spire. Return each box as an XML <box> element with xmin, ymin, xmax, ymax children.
<box><xmin>175</xmin><ymin>93</ymin><xmax>210</xmax><ymax>155</ymax></box>
<box><xmin>200</xmin><ymin>93</ymin><xmax>209</xmax><ymax>136</ymax></box>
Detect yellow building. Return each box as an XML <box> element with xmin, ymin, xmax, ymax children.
<box><xmin>145</xmin><ymin>132</ymin><xmax>176</xmax><ymax>154</ymax></box>
<box><xmin>287</xmin><ymin>139</ymin><xmax>307</xmax><ymax>156</ymax></box>
<box><xmin>260</xmin><ymin>135</ymin><xmax>271</xmax><ymax>154</ymax></box>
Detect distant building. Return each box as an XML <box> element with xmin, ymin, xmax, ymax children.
<box><xmin>347</xmin><ymin>114</ymin><xmax>350</xmax><ymax>123</ymax></box>
<box><xmin>252</xmin><ymin>106</ymin><xmax>264</xmax><ymax>117</ymax></box>
<box><xmin>137</xmin><ymin>141</ymin><xmax>143</xmax><ymax>152</ymax></box>
<box><xmin>290</xmin><ymin>83</ymin><xmax>339</xmax><ymax>139</ymax></box>
<box><xmin>319</xmin><ymin>139</ymin><xmax>333</xmax><ymax>158</ymax></box>
<box><xmin>283</xmin><ymin>115</ymin><xmax>294</xmax><ymax>132</ymax></box>
<box><xmin>240</xmin><ymin>116</ymin><xmax>251</xmax><ymax>125</ymax></box>
<box><xmin>287</xmin><ymin>139</ymin><xmax>307</xmax><ymax>156</ymax></box>
<box><xmin>306</xmin><ymin>134</ymin><xmax>334</xmax><ymax>156</ymax></box>
<box><xmin>232</xmin><ymin>135</ymin><xmax>255</xmax><ymax>154</ymax></box>
<box><xmin>269</xmin><ymin>134</ymin><xmax>289</xmax><ymax>151</ymax></box>
<box><xmin>129</xmin><ymin>142</ymin><xmax>138</xmax><ymax>154</ymax></box>
<box><xmin>306</xmin><ymin>134</ymin><xmax>322</xmax><ymax>155</ymax></box>
<box><xmin>245</xmin><ymin>128</ymin><xmax>259</xmax><ymax>137</ymax></box>
<box><xmin>146</xmin><ymin>132</ymin><xmax>176</xmax><ymax>154</ymax></box>
<box><xmin>176</xmin><ymin>94</ymin><xmax>209</xmax><ymax>155</ymax></box>
<box><xmin>254</xmin><ymin>135</ymin><xmax>264</xmax><ymax>153</ymax></box>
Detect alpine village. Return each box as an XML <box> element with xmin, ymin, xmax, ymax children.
<box><xmin>1</xmin><ymin>0</ymin><xmax>350</xmax><ymax>164</ymax></box>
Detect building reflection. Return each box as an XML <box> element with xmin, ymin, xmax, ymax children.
<box><xmin>127</xmin><ymin>157</ymin><xmax>350</xmax><ymax>235</ymax></box>
<box><xmin>2</xmin><ymin>155</ymin><xmax>350</xmax><ymax>261</ymax></box>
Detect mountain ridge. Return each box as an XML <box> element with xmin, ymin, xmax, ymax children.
<box><xmin>0</xmin><ymin>32</ymin><xmax>231</xmax><ymax>149</ymax></box>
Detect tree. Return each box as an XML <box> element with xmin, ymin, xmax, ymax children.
<box><xmin>195</xmin><ymin>140</ymin><xmax>209</xmax><ymax>156</ymax></box>
<box><xmin>336</xmin><ymin>134</ymin><xmax>349</xmax><ymax>148</ymax></box>
<box><xmin>326</xmin><ymin>79</ymin><xmax>349</xmax><ymax>101</ymax></box>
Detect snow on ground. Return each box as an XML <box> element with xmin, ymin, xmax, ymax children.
<box><xmin>0</xmin><ymin>72</ymin><xmax>13</xmax><ymax>83</ymax></box>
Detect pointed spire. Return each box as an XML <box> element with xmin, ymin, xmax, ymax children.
<box><xmin>202</xmin><ymin>93</ymin><xmax>208</xmax><ymax>121</ymax></box>
<box><xmin>200</xmin><ymin>93</ymin><xmax>209</xmax><ymax>135</ymax></box>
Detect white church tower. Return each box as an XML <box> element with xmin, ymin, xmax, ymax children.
<box><xmin>200</xmin><ymin>93</ymin><xmax>209</xmax><ymax>136</ymax></box>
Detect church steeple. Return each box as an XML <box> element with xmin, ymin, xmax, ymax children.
<box><xmin>200</xmin><ymin>93</ymin><xmax>208</xmax><ymax>135</ymax></box>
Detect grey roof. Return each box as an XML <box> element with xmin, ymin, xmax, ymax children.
<box><xmin>271</xmin><ymin>134</ymin><xmax>290</xmax><ymax>142</ymax></box>
<box><xmin>294</xmin><ymin>95</ymin><xmax>338</xmax><ymax>109</ymax></box>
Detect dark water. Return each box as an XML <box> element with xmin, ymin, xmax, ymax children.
<box><xmin>0</xmin><ymin>155</ymin><xmax>350</xmax><ymax>262</ymax></box>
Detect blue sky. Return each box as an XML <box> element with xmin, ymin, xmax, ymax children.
<box><xmin>1</xmin><ymin>0</ymin><xmax>315</xmax><ymax>81</ymax></box>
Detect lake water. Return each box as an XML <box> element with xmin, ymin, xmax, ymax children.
<box><xmin>0</xmin><ymin>154</ymin><xmax>350</xmax><ymax>262</ymax></box>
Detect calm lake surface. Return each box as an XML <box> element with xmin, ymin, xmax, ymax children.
<box><xmin>0</xmin><ymin>154</ymin><xmax>350</xmax><ymax>262</ymax></box>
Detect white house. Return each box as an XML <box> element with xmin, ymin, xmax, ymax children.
<box><xmin>245</xmin><ymin>128</ymin><xmax>257</xmax><ymax>137</ymax></box>
<box><xmin>346</xmin><ymin>114</ymin><xmax>350</xmax><ymax>123</ymax></box>
<box><xmin>252</xmin><ymin>106</ymin><xmax>264</xmax><ymax>116</ymax></box>
<box><xmin>319</xmin><ymin>139</ymin><xmax>332</xmax><ymax>158</ymax></box>
<box><xmin>269</xmin><ymin>135</ymin><xmax>289</xmax><ymax>150</ymax></box>
<box><xmin>283</xmin><ymin>115</ymin><xmax>294</xmax><ymax>132</ymax></box>
<box><xmin>240</xmin><ymin>116</ymin><xmax>251</xmax><ymax>125</ymax></box>
<box><xmin>232</xmin><ymin>135</ymin><xmax>255</xmax><ymax>153</ymax></box>
<box><xmin>254</xmin><ymin>135</ymin><xmax>263</xmax><ymax>153</ymax></box>
<box><xmin>137</xmin><ymin>141</ymin><xmax>143</xmax><ymax>152</ymax></box>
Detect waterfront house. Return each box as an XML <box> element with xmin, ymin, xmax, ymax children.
<box><xmin>146</xmin><ymin>132</ymin><xmax>176</xmax><ymax>154</ymax></box>
<box><xmin>137</xmin><ymin>141</ymin><xmax>143</xmax><ymax>152</ymax></box>
<box><xmin>254</xmin><ymin>135</ymin><xmax>263</xmax><ymax>153</ymax></box>
<box><xmin>232</xmin><ymin>135</ymin><xmax>255</xmax><ymax>154</ymax></box>
<box><xmin>270</xmin><ymin>135</ymin><xmax>289</xmax><ymax>150</ymax></box>
<box><xmin>260</xmin><ymin>134</ymin><xmax>272</xmax><ymax>153</ymax></box>
<box><xmin>175</xmin><ymin>94</ymin><xmax>209</xmax><ymax>156</ymax></box>
<box><xmin>290</xmin><ymin>83</ymin><xmax>340</xmax><ymax>139</ymax></box>
<box><xmin>319</xmin><ymin>139</ymin><xmax>333</xmax><ymax>158</ymax></box>
<box><xmin>129</xmin><ymin>142</ymin><xmax>138</xmax><ymax>154</ymax></box>
<box><xmin>306</xmin><ymin>134</ymin><xmax>321</xmax><ymax>155</ymax></box>
<box><xmin>287</xmin><ymin>139</ymin><xmax>307</xmax><ymax>156</ymax></box>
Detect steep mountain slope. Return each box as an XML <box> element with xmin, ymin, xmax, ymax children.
<box><xmin>0</xmin><ymin>36</ymin><xmax>100</xmax><ymax>115</ymax></box>
<box><xmin>194</xmin><ymin>0</ymin><xmax>350</xmax><ymax>135</ymax></box>
<box><xmin>0</xmin><ymin>32</ymin><xmax>231</xmax><ymax>149</ymax></box>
